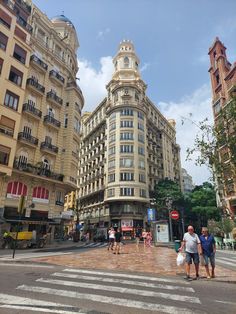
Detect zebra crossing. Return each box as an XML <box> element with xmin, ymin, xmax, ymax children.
<box><xmin>216</xmin><ymin>252</ymin><xmax>236</xmax><ymax>269</ymax></box>
<box><xmin>0</xmin><ymin>268</ymin><xmax>206</xmax><ymax>314</ymax></box>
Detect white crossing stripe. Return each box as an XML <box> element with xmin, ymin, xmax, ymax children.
<box><xmin>215</xmin><ymin>300</ymin><xmax>236</xmax><ymax>305</ymax></box>
<box><xmin>63</xmin><ymin>268</ymin><xmax>189</xmax><ymax>284</ymax></box>
<box><xmin>0</xmin><ymin>263</ymin><xmax>54</xmax><ymax>268</ymax></box>
<box><xmin>52</xmin><ymin>272</ymin><xmax>195</xmax><ymax>292</ymax></box>
<box><xmin>216</xmin><ymin>256</ymin><xmax>236</xmax><ymax>263</ymax></box>
<box><xmin>216</xmin><ymin>258</ymin><xmax>236</xmax><ymax>267</ymax></box>
<box><xmin>36</xmin><ymin>278</ymin><xmax>200</xmax><ymax>303</ymax></box>
<box><xmin>17</xmin><ymin>285</ymin><xmax>201</xmax><ymax>314</ymax></box>
<box><xmin>0</xmin><ymin>293</ymin><xmax>86</xmax><ymax>314</ymax></box>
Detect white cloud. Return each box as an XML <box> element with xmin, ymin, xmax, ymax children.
<box><xmin>140</xmin><ymin>62</ymin><xmax>150</xmax><ymax>72</ymax></box>
<box><xmin>77</xmin><ymin>56</ymin><xmax>114</xmax><ymax>111</ymax></box>
<box><xmin>97</xmin><ymin>28</ymin><xmax>111</xmax><ymax>40</ymax></box>
<box><xmin>159</xmin><ymin>84</ymin><xmax>213</xmax><ymax>185</ymax></box>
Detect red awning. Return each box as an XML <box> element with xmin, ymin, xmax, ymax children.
<box><xmin>122</xmin><ymin>227</ymin><xmax>133</xmax><ymax>231</ymax></box>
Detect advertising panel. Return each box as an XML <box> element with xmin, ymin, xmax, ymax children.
<box><xmin>147</xmin><ymin>208</ymin><xmax>156</xmax><ymax>222</ymax></box>
<box><xmin>156</xmin><ymin>222</ymin><xmax>169</xmax><ymax>243</ymax></box>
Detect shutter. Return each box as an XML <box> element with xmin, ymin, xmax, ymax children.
<box><xmin>0</xmin><ymin>9</ymin><xmax>12</xmax><ymax>26</ymax></box>
<box><xmin>14</xmin><ymin>27</ymin><xmax>26</xmax><ymax>42</ymax></box>
<box><xmin>0</xmin><ymin>144</ymin><xmax>10</xmax><ymax>154</ymax></box>
<box><xmin>0</xmin><ymin>115</ymin><xmax>15</xmax><ymax>129</ymax></box>
<box><xmin>14</xmin><ymin>44</ymin><xmax>26</xmax><ymax>61</ymax></box>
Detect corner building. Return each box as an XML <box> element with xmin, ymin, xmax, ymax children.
<box><xmin>208</xmin><ymin>37</ymin><xmax>236</xmax><ymax>215</ymax></box>
<box><xmin>78</xmin><ymin>41</ymin><xmax>181</xmax><ymax>235</ymax></box>
<box><xmin>0</xmin><ymin>1</ymin><xmax>83</xmax><ymax>235</ymax></box>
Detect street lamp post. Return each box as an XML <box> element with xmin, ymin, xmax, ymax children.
<box><xmin>166</xmin><ymin>197</ymin><xmax>173</xmax><ymax>243</ymax></box>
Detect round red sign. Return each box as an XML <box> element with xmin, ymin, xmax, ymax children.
<box><xmin>170</xmin><ymin>210</ymin><xmax>179</xmax><ymax>220</ymax></box>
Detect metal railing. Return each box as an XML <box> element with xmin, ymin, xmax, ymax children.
<box><xmin>23</xmin><ymin>103</ymin><xmax>42</xmax><ymax>118</ymax></box>
<box><xmin>40</xmin><ymin>141</ymin><xmax>58</xmax><ymax>153</ymax></box>
<box><xmin>46</xmin><ymin>91</ymin><xmax>63</xmax><ymax>105</ymax></box>
<box><xmin>26</xmin><ymin>78</ymin><xmax>45</xmax><ymax>93</ymax></box>
<box><xmin>49</xmin><ymin>70</ymin><xmax>65</xmax><ymax>84</ymax></box>
<box><xmin>44</xmin><ymin>115</ymin><xmax>61</xmax><ymax>128</ymax></box>
<box><xmin>18</xmin><ymin>132</ymin><xmax>38</xmax><ymax>145</ymax></box>
<box><xmin>30</xmin><ymin>55</ymin><xmax>48</xmax><ymax>71</ymax></box>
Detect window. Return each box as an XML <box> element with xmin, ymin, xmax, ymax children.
<box><xmin>64</xmin><ymin>114</ymin><xmax>68</xmax><ymax>128</ymax></box>
<box><xmin>14</xmin><ymin>26</ymin><xmax>26</xmax><ymax>42</ymax></box>
<box><xmin>13</xmin><ymin>44</ymin><xmax>27</xmax><ymax>64</ymax></box>
<box><xmin>138</xmin><ymin>122</ymin><xmax>144</xmax><ymax>131</ymax></box>
<box><xmin>124</xmin><ymin>56</ymin><xmax>129</xmax><ymax>68</ymax></box>
<box><xmin>0</xmin><ymin>115</ymin><xmax>15</xmax><ymax>137</ymax></box>
<box><xmin>120</xmin><ymin>172</ymin><xmax>134</xmax><ymax>181</ymax></box>
<box><xmin>138</xmin><ymin>146</ymin><xmax>145</xmax><ymax>155</ymax></box>
<box><xmin>120</xmin><ymin>132</ymin><xmax>133</xmax><ymax>140</ymax></box>
<box><xmin>32</xmin><ymin>186</ymin><xmax>49</xmax><ymax>203</ymax></box>
<box><xmin>0</xmin><ymin>144</ymin><xmax>10</xmax><ymax>165</ymax></box>
<box><xmin>108</xmin><ymin>173</ymin><xmax>115</xmax><ymax>183</ymax></box>
<box><xmin>108</xmin><ymin>159</ymin><xmax>115</xmax><ymax>169</ymax></box>
<box><xmin>0</xmin><ymin>31</ymin><xmax>8</xmax><ymax>50</ymax></box>
<box><xmin>110</xmin><ymin>122</ymin><xmax>116</xmax><ymax>130</ymax></box>
<box><xmin>6</xmin><ymin>181</ymin><xmax>27</xmax><ymax>196</ymax></box>
<box><xmin>109</xmin><ymin>146</ymin><xmax>116</xmax><ymax>155</ymax></box>
<box><xmin>139</xmin><ymin>173</ymin><xmax>146</xmax><ymax>182</ymax></box>
<box><xmin>120</xmin><ymin>108</ymin><xmax>133</xmax><ymax>116</ymax></box>
<box><xmin>120</xmin><ymin>145</ymin><xmax>133</xmax><ymax>153</ymax></box>
<box><xmin>140</xmin><ymin>189</ymin><xmax>146</xmax><ymax>197</ymax></box>
<box><xmin>74</xmin><ymin>117</ymin><xmax>80</xmax><ymax>133</ymax></box>
<box><xmin>114</xmin><ymin>92</ymin><xmax>118</xmax><ymax>102</ymax></box>
<box><xmin>138</xmin><ymin>111</ymin><xmax>144</xmax><ymax>120</ymax></box>
<box><xmin>0</xmin><ymin>58</ymin><xmax>3</xmax><ymax>75</ymax></box>
<box><xmin>107</xmin><ymin>188</ymin><xmax>115</xmax><ymax>197</ymax></box>
<box><xmin>138</xmin><ymin>133</ymin><xmax>144</xmax><ymax>143</ymax></box>
<box><xmin>214</xmin><ymin>100</ymin><xmax>221</xmax><ymax>115</ymax></box>
<box><xmin>56</xmin><ymin>191</ymin><xmax>64</xmax><ymax>205</ymax></box>
<box><xmin>120</xmin><ymin>158</ymin><xmax>134</xmax><ymax>168</ymax></box>
<box><xmin>120</xmin><ymin>120</ymin><xmax>133</xmax><ymax>128</ymax></box>
<box><xmin>139</xmin><ymin>159</ymin><xmax>145</xmax><ymax>169</ymax></box>
<box><xmin>18</xmin><ymin>153</ymin><xmax>28</xmax><ymax>165</ymax></box>
<box><xmin>23</xmin><ymin>126</ymin><xmax>31</xmax><ymax>136</ymax></box>
<box><xmin>109</xmin><ymin>133</ymin><xmax>116</xmax><ymax>143</ymax></box>
<box><xmin>9</xmin><ymin>66</ymin><xmax>23</xmax><ymax>86</ymax></box>
<box><xmin>110</xmin><ymin>112</ymin><xmax>116</xmax><ymax>120</ymax></box>
<box><xmin>216</xmin><ymin>74</ymin><xmax>220</xmax><ymax>85</ymax></box>
<box><xmin>4</xmin><ymin>90</ymin><xmax>19</xmax><ymax>111</ymax></box>
<box><xmin>120</xmin><ymin>188</ymin><xmax>134</xmax><ymax>196</ymax></box>
<box><xmin>0</xmin><ymin>9</ymin><xmax>11</xmax><ymax>29</ymax></box>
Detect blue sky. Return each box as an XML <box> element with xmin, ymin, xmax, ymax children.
<box><xmin>33</xmin><ymin>0</ymin><xmax>236</xmax><ymax>184</ymax></box>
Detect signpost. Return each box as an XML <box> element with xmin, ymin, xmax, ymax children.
<box><xmin>170</xmin><ymin>210</ymin><xmax>180</xmax><ymax>220</ymax></box>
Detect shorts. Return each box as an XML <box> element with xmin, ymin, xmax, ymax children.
<box><xmin>109</xmin><ymin>238</ymin><xmax>115</xmax><ymax>243</ymax></box>
<box><xmin>186</xmin><ymin>252</ymin><xmax>199</xmax><ymax>264</ymax></box>
<box><xmin>203</xmin><ymin>253</ymin><xmax>215</xmax><ymax>267</ymax></box>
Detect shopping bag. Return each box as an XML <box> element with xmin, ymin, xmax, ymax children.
<box><xmin>176</xmin><ymin>252</ymin><xmax>185</xmax><ymax>266</ymax></box>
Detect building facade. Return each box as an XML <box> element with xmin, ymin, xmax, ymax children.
<box><xmin>0</xmin><ymin>0</ymin><xmax>83</xmax><ymax>236</ymax></box>
<box><xmin>181</xmin><ymin>168</ymin><xmax>194</xmax><ymax>193</ymax></box>
<box><xmin>78</xmin><ymin>40</ymin><xmax>181</xmax><ymax>237</ymax></box>
<box><xmin>208</xmin><ymin>37</ymin><xmax>236</xmax><ymax>216</ymax></box>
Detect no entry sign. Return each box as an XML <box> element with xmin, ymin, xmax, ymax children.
<box><xmin>170</xmin><ymin>210</ymin><xmax>179</xmax><ymax>220</ymax></box>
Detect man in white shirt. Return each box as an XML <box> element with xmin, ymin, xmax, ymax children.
<box><xmin>107</xmin><ymin>227</ymin><xmax>115</xmax><ymax>251</ymax></box>
<box><xmin>179</xmin><ymin>225</ymin><xmax>202</xmax><ymax>280</ymax></box>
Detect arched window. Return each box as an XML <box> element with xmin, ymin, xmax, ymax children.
<box><xmin>124</xmin><ymin>56</ymin><xmax>129</xmax><ymax>68</ymax></box>
<box><xmin>18</xmin><ymin>150</ymin><xmax>28</xmax><ymax>165</ymax></box>
<box><xmin>6</xmin><ymin>181</ymin><xmax>27</xmax><ymax>198</ymax></box>
<box><xmin>32</xmin><ymin>186</ymin><xmax>49</xmax><ymax>203</ymax></box>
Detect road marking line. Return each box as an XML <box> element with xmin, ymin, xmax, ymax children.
<box><xmin>52</xmin><ymin>272</ymin><xmax>195</xmax><ymax>292</ymax></box>
<box><xmin>63</xmin><ymin>268</ymin><xmax>189</xmax><ymax>284</ymax></box>
<box><xmin>216</xmin><ymin>256</ymin><xmax>236</xmax><ymax>262</ymax></box>
<box><xmin>215</xmin><ymin>300</ymin><xmax>236</xmax><ymax>305</ymax></box>
<box><xmin>0</xmin><ymin>263</ymin><xmax>54</xmax><ymax>268</ymax></box>
<box><xmin>17</xmin><ymin>285</ymin><xmax>201</xmax><ymax>314</ymax></box>
<box><xmin>36</xmin><ymin>278</ymin><xmax>200</xmax><ymax>303</ymax></box>
<box><xmin>216</xmin><ymin>259</ymin><xmax>236</xmax><ymax>267</ymax></box>
<box><xmin>0</xmin><ymin>293</ymin><xmax>86</xmax><ymax>314</ymax></box>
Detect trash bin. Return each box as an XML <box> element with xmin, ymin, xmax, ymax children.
<box><xmin>174</xmin><ymin>240</ymin><xmax>181</xmax><ymax>253</ymax></box>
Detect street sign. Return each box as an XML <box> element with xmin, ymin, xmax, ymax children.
<box><xmin>170</xmin><ymin>210</ymin><xmax>179</xmax><ymax>220</ymax></box>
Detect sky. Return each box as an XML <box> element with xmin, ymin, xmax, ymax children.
<box><xmin>33</xmin><ymin>0</ymin><xmax>236</xmax><ymax>185</ymax></box>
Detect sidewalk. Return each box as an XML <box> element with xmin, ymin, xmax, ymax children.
<box><xmin>29</xmin><ymin>243</ymin><xmax>236</xmax><ymax>283</ymax></box>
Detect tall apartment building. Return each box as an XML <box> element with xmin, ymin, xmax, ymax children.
<box><xmin>78</xmin><ymin>40</ymin><xmax>181</xmax><ymax>235</ymax></box>
<box><xmin>208</xmin><ymin>37</ymin><xmax>236</xmax><ymax>216</ymax></box>
<box><xmin>0</xmin><ymin>0</ymin><xmax>83</xmax><ymax>235</ymax></box>
<box><xmin>181</xmin><ymin>168</ymin><xmax>194</xmax><ymax>193</ymax></box>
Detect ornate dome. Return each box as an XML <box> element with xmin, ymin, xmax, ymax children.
<box><xmin>51</xmin><ymin>14</ymin><xmax>74</xmax><ymax>28</ymax></box>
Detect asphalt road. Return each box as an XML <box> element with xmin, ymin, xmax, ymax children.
<box><xmin>0</xmin><ymin>263</ymin><xmax>235</xmax><ymax>314</ymax></box>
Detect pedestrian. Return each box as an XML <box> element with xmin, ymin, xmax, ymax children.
<box><xmin>107</xmin><ymin>227</ymin><xmax>115</xmax><ymax>251</ymax></box>
<box><xmin>199</xmin><ymin>227</ymin><xmax>216</xmax><ymax>279</ymax></box>
<box><xmin>142</xmin><ymin>229</ymin><xmax>147</xmax><ymax>248</ymax></box>
<box><xmin>179</xmin><ymin>225</ymin><xmax>202</xmax><ymax>280</ymax></box>
<box><xmin>146</xmin><ymin>231</ymin><xmax>152</xmax><ymax>248</ymax></box>
<box><xmin>114</xmin><ymin>228</ymin><xmax>122</xmax><ymax>255</ymax></box>
<box><xmin>135</xmin><ymin>227</ymin><xmax>142</xmax><ymax>251</ymax></box>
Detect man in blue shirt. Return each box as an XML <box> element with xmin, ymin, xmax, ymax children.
<box><xmin>200</xmin><ymin>227</ymin><xmax>216</xmax><ymax>279</ymax></box>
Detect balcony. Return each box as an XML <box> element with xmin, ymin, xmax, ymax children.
<box><xmin>49</xmin><ymin>70</ymin><xmax>65</xmax><ymax>86</ymax></box>
<box><xmin>26</xmin><ymin>78</ymin><xmax>45</xmax><ymax>95</ymax></box>
<box><xmin>40</xmin><ymin>142</ymin><xmax>58</xmax><ymax>154</ymax></box>
<box><xmin>13</xmin><ymin>159</ymin><xmax>63</xmax><ymax>182</ymax></box>
<box><xmin>15</xmin><ymin>0</ymin><xmax>32</xmax><ymax>14</ymax></box>
<box><xmin>46</xmin><ymin>91</ymin><xmax>63</xmax><ymax>107</ymax></box>
<box><xmin>30</xmin><ymin>55</ymin><xmax>48</xmax><ymax>72</ymax></box>
<box><xmin>22</xmin><ymin>103</ymin><xmax>42</xmax><ymax>119</ymax></box>
<box><xmin>16</xmin><ymin>16</ymin><xmax>33</xmax><ymax>33</ymax></box>
<box><xmin>44</xmin><ymin>115</ymin><xmax>61</xmax><ymax>129</ymax></box>
<box><xmin>18</xmin><ymin>132</ymin><xmax>38</xmax><ymax>146</ymax></box>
